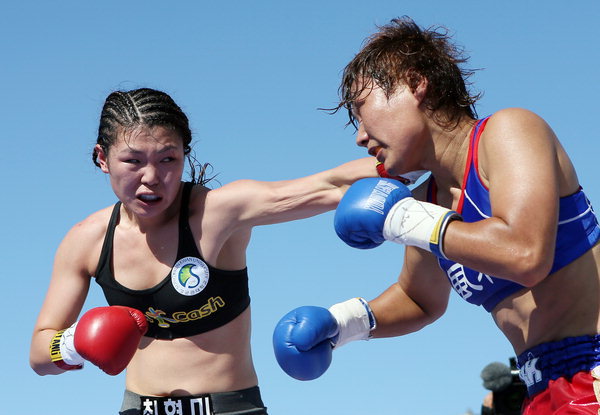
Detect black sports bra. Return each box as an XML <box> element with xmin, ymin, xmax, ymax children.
<box><xmin>94</xmin><ymin>182</ymin><xmax>251</xmax><ymax>339</ymax></box>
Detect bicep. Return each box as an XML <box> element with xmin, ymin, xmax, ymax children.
<box><xmin>30</xmin><ymin>229</ymin><xmax>93</xmax><ymax>372</ymax></box>
<box><xmin>33</xmin><ymin>230</ymin><xmax>92</xmax><ymax>334</ymax></box>
<box><xmin>483</xmin><ymin>110</ymin><xmax>559</xmax><ymax>238</ymax></box>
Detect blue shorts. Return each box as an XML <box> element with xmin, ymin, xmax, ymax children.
<box><xmin>517</xmin><ymin>335</ymin><xmax>600</xmax><ymax>397</ymax></box>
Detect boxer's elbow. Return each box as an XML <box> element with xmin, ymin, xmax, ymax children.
<box><xmin>504</xmin><ymin>244</ymin><xmax>554</xmax><ymax>287</ymax></box>
<box><xmin>30</xmin><ymin>356</ymin><xmax>52</xmax><ymax>376</ymax></box>
<box><xmin>30</xmin><ymin>334</ymin><xmax>62</xmax><ymax>376</ymax></box>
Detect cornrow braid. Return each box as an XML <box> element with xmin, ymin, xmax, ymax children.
<box><xmin>93</xmin><ymin>88</ymin><xmax>212</xmax><ymax>185</ymax></box>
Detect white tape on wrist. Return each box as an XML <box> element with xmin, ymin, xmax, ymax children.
<box><xmin>382</xmin><ymin>198</ymin><xmax>461</xmax><ymax>259</ymax></box>
<box><xmin>328</xmin><ymin>298</ymin><xmax>376</xmax><ymax>349</ymax></box>
<box><xmin>59</xmin><ymin>323</ymin><xmax>85</xmax><ymax>366</ymax></box>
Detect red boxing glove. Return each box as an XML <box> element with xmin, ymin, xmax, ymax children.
<box><xmin>375</xmin><ymin>162</ymin><xmax>410</xmax><ymax>185</ymax></box>
<box><xmin>50</xmin><ymin>306</ymin><xmax>148</xmax><ymax>376</ymax></box>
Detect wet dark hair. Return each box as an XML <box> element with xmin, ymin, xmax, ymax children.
<box><xmin>332</xmin><ymin>16</ymin><xmax>480</xmax><ymax>129</ymax></box>
<box><xmin>92</xmin><ymin>87</ymin><xmax>213</xmax><ymax>185</ymax></box>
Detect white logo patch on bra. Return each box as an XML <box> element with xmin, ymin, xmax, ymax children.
<box><xmin>171</xmin><ymin>256</ymin><xmax>210</xmax><ymax>296</ymax></box>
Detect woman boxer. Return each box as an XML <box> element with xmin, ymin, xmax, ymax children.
<box><xmin>29</xmin><ymin>87</ymin><xmax>379</xmax><ymax>415</ymax></box>
<box><xmin>273</xmin><ymin>17</ymin><xmax>600</xmax><ymax>414</ymax></box>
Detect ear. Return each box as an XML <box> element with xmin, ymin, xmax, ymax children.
<box><xmin>95</xmin><ymin>144</ymin><xmax>110</xmax><ymax>174</ymax></box>
<box><xmin>413</xmin><ymin>77</ymin><xmax>428</xmax><ymax>104</ymax></box>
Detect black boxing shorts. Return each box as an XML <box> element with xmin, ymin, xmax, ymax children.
<box><xmin>119</xmin><ymin>386</ymin><xmax>268</xmax><ymax>415</ymax></box>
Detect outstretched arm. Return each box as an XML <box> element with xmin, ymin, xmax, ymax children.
<box><xmin>211</xmin><ymin>157</ymin><xmax>379</xmax><ymax>228</ymax></box>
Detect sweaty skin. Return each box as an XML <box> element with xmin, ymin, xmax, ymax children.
<box><xmin>363</xmin><ymin>107</ymin><xmax>599</xmax><ymax>357</ymax></box>
<box><xmin>30</xmin><ymin>124</ymin><xmax>378</xmax><ymax>397</ymax></box>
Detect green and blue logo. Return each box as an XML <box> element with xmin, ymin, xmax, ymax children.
<box><xmin>171</xmin><ymin>257</ymin><xmax>210</xmax><ymax>296</ymax></box>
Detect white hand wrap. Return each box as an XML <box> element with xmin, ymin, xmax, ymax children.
<box><xmin>328</xmin><ymin>298</ymin><xmax>376</xmax><ymax>349</ymax></box>
<box><xmin>58</xmin><ymin>323</ymin><xmax>85</xmax><ymax>366</ymax></box>
<box><xmin>383</xmin><ymin>198</ymin><xmax>461</xmax><ymax>259</ymax></box>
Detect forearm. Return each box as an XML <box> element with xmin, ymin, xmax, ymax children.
<box><xmin>272</xmin><ymin>287</ymin><xmax>440</xmax><ymax>381</ymax></box>
<box><xmin>233</xmin><ymin>157</ymin><xmax>379</xmax><ymax>227</ymax></box>
<box><xmin>287</xmin><ymin>157</ymin><xmax>379</xmax><ymax>213</ymax></box>
<box><xmin>292</xmin><ymin>157</ymin><xmax>379</xmax><ymax>209</ymax></box>
<box><xmin>31</xmin><ymin>306</ymin><xmax>147</xmax><ymax>376</ymax></box>
<box><xmin>369</xmin><ymin>283</ymin><xmax>441</xmax><ymax>339</ymax></box>
<box><xmin>325</xmin><ymin>157</ymin><xmax>379</xmax><ymax>191</ymax></box>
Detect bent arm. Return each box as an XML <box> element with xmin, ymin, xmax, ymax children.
<box><xmin>369</xmin><ymin>247</ymin><xmax>451</xmax><ymax>338</ymax></box>
<box><xmin>441</xmin><ymin>109</ymin><xmax>574</xmax><ymax>286</ymax></box>
<box><xmin>30</xmin><ymin>224</ymin><xmax>93</xmax><ymax>375</ymax></box>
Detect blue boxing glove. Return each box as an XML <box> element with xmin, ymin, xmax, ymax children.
<box><xmin>273</xmin><ymin>298</ymin><xmax>375</xmax><ymax>381</ymax></box>
<box><xmin>272</xmin><ymin>306</ymin><xmax>336</xmax><ymax>381</ymax></box>
<box><xmin>334</xmin><ymin>178</ymin><xmax>411</xmax><ymax>249</ymax></box>
<box><xmin>335</xmin><ymin>178</ymin><xmax>461</xmax><ymax>259</ymax></box>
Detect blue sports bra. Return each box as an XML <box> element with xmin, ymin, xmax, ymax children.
<box><xmin>95</xmin><ymin>182</ymin><xmax>251</xmax><ymax>339</ymax></box>
<box><xmin>431</xmin><ymin>117</ymin><xmax>600</xmax><ymax>312</ymax></box>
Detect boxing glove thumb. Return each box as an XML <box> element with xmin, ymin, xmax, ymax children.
<box><xmin>272</xmin><ymin>306</ymin><xmax>338</xmax><ymax>381</ymax></box>
<box><xmin>272</xmin><ymin>299</ymin><xmax>376</xmax><ymax>381</ymax></box>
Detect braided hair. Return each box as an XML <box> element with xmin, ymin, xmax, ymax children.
<box><xmin>93</xmin><ymin>88</ymin><xmax>211</xmax><ymax>184</ymax></box>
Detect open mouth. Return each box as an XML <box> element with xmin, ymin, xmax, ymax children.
<box><xmin>137</xmin><ymin>194</ymin><xmax>162</xmax><ymax>203</ymax></box>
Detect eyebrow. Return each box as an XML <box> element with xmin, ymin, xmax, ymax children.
<box><xmin>118</xmin><ymin>144</ymin><xmax>180</xmax><ymax>154</ymax></box>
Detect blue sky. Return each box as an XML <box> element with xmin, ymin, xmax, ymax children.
<box><xmin>3</xmin><ymin>1</ymin><xmax>599</xmax><ymax>414</ymax></box>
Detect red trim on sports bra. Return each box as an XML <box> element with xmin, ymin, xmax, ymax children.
<box><xmin>456</xmin><ymin>117</ymin><xmax>491</xmax><ymax>213</ymax></box>
<box><xmin>456</xmin><ymin>124</ymin><xmax>476</xmax><ymax>213</ymax></box>
<box><xmin>428</xmin><ymin>178</ymin><xmax>438</xmax><ymax>204</ymax></box>
<box><xmin>472</xmin><ymin>117</ymin><xmax>490</xmax><ymax>192</ymax></box>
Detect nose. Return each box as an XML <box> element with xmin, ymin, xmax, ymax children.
<box><xmin>355</xmin><ymin>123</ymin><xmax>369</xmax><ymax>148</ymax></box>
<box><xmin>141</xmin><ymin>164</ymin><xmax>159</xmax><ymax>186</ymax></box>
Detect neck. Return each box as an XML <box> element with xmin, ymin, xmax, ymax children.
<box><xmin>424</xmin><ymin>116</ymin><xmax>476</xmax><ymax>189</ymax></box>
